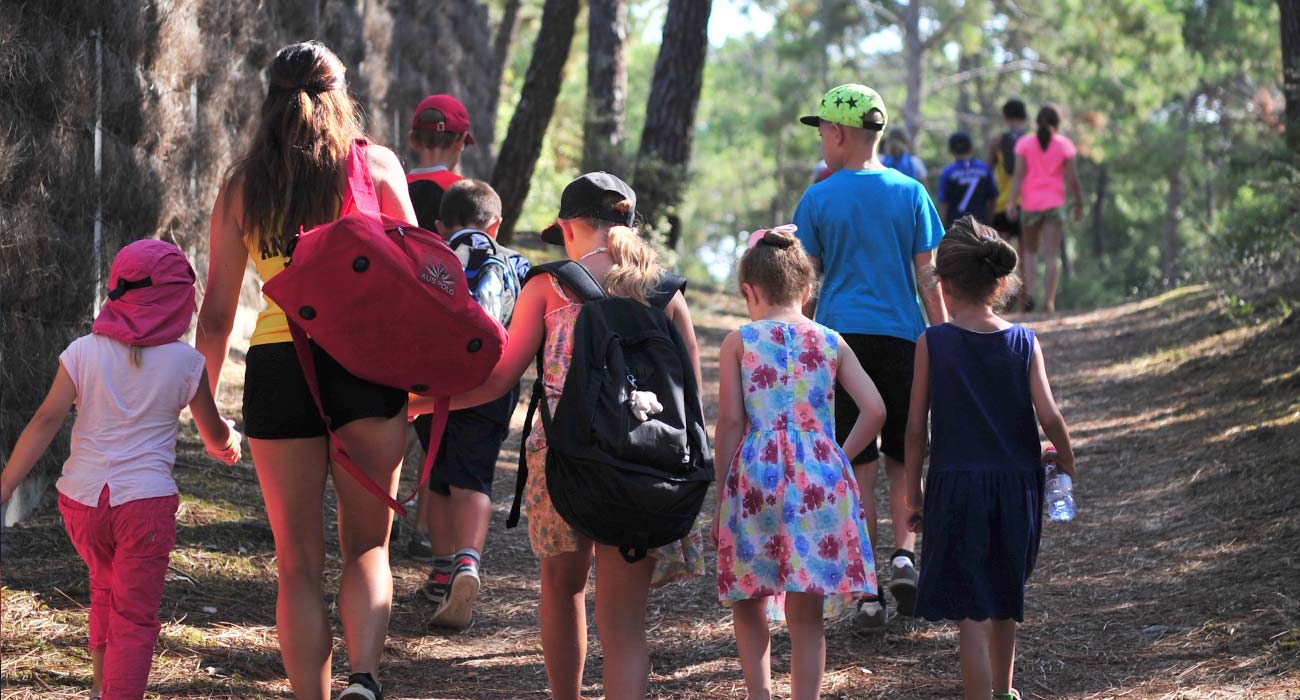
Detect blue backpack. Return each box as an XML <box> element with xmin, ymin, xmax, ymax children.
<box><xmin>447</xmin><ymin>229</ymin><xmax>528</xmax><ymax>326</ymax></box>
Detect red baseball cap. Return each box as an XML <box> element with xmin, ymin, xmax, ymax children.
<box><xmin>411</xmin><ymin>94</ymin><xmax>475</xmax><ymax>145</ymax></box>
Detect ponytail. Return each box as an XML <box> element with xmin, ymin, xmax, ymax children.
<box><xmin>600</xmin><ymin>199</ymin><xmax>661</xmax><ymax>305</ymax></box>
<box><xmin>1036</xmin><ymin>105</ymin><xmax>1060</xmax><ymax>151</ymax></box>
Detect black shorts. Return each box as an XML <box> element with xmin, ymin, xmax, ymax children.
<box><xmin>835</xmin><ymin>334</ymin><xmax>916</xmax><ymax>465</ymax></box>
<box><xmin>242</xmin><ymin>342</ymin><xmax>407</xmax><ymax>440</ymax></box>
<box><xmin>991</xmin><ymin>211</ymin><xmax>1021</xmax><ymax>239</ymax></box>
<box><xmin>413</xmin><ymin>410</ymin><xmax>507</xmax><ymax>497</ymax></box>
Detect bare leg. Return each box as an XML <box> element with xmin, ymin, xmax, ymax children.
<box><xmin>332</xmin><ymin>411</ymin><xmax>409</xmax><ymax>680</ymax></box>
<box><xmin>449</xmin><ymin>486</ymin><xmax>492</xmax><ymax>553</ymax></box>
<box><xmin>1040</xmin><ymin>219</ymin><xmax>1063</xmax><ymax>312</ymax></box>
<box><xmin>990</xmin><ymin>619</ymin><xmax>1018</xmax><ymax>695</ymax></box>
<box><xmin>785</xmin><ymin>593</ymin><xmax>826</xmax><ymax>700</ymax></box>
<box><xmin>249</xmin><ymin>437</ymin><xmax>332</xmax><ymax>700</ymax></box>
<box><xmin>883</xmin><ymin>456</ymin><xmax>916</xmax><ymax>554</ymax></box>
<box><xmin>731</xmin><ymin>598</ymin><xmax>772</xmax><ymax>700</ymax></box>
<box><xmin>958</xmin><ymin>619</ymin><xmax>993</xmax><ymax>700</ymax></box>
<box><xmin>593</xmin><ymin>545</ymin><xmax>655</xmax><ymax>700</ymax></box>
<box><xmin>540</xmin><ymin>547</ymin><xmax>593</xmax><ymax>700</ymax></box>
<box><xmin>1020</xmin><ymin>220</ymin><xmax>1042</xmax><ymax>311</ymax></box>
<box><xmin>425</xmin><ymin>489</ymin><xmax>455</xmax><ymax>557</ymax></box>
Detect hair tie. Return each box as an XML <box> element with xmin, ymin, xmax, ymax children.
<box><xmin>745</xmin><ymin>223</ymin><xmax>798</xmax><ymax>249</ymax></box>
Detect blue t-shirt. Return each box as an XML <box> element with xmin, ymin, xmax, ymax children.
<box><xmin>793</xmin><ymin>168</ymin><xmax>944</xmax><ymax>342</ymax></box>
<box><xmin>938</xmin><ymin>159</ymin><xmax>999</xmax><ymax>227</ymax></box>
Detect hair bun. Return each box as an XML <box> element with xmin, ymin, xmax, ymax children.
<box><xmin>761</xmin><ymin>230</ymin><xmax>795</xmax><ymax>248</ymax></box>
<box><xmin>978</xmin><ymin>236</ymin><xmax>1016</xmax><ymax>276</ymax></box>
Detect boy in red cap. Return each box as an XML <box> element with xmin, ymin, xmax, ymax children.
<box><xmin>406</xmin><ymin>94</ymin><xmax>476</xmax><ymax>229</ymax></box>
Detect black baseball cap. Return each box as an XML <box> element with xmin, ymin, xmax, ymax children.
<box><xmin>540</xmin><ymin>172</ymin><xmax>637</xmax><ymax>245</ymax></box>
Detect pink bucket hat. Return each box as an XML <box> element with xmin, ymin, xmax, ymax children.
<box><xmin>92</xmin><ymin>239</ymin><xmax>197</xmax><ymax>346</ymax></box>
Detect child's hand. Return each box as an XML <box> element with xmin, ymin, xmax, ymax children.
<box><xmin>907</xmin><ymin>511</ymin><xmax>923</xmax><ymax>533</ymax></box>
<box><xmin>1005</xmin><ymin>204</ymin><xmax>1019</xmax><ymax>222</ymax></box>
<box><xmin>1</xmin><ymin>481</ymin><xmax>14</xmax><ymax>507</ymax></box>
<box><xmin>1057</xmin><ymin>449</ymin><xmax>1077</xmax><ymax>478</ymax></box>
<box><xmin>710</xmin><ymin>505</ymin><xmax>721</xmax><ymax>548</ymax></box>
<box><xmin>205</xmin><ymin>419</ymin><xmax>242</xmax><ymax>466</ymax></box>
<box><xmin>408</xmin><ymin>394</ymin><xmax>434</xmax><ymax>422</ymax></box>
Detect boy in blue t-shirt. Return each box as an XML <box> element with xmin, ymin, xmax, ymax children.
<box><xmin>793</xmin><ymin>83</ymin><xmax>948</xmax><ymax>629</ymax></box>
<box><xmin>937</xmin><ymin>131</ymin><xmax>999</xmax><ymax>228</ymax></box>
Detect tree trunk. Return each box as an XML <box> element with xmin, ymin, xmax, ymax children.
<box><xmin>1162</xmin><ymin>96</ymin><xmax>1195</xmax><ymax>285</ymax></box>
<box><xmin>1280</xmin><ymin>0</ymin><xmax>1300</xmax><ymax>152</ymax></box>
<box><xmin>485</xmin><ymin>0</ymin><xmax>523</xmax><ymax>145</ymax></box>
<box><xmin>1090</xmin><ymin>162</ymin><xmax>1107</xmax><ymax>258</ymax></box>
<box><xmin>631</xmin><ymin>0</ymin><xmax>714</xmax><ymax>250</ymax></box>
<box><xmin>583</xmin><ymin>0</ymin><xmax>628</xmax><ymax>176</ymax></box>
<box><xmin>956</xmin><ymin>49</ymin><xmax>974</xmax><ymax>135</ymax></box>
<box><xmin>902</xmin><ymin>0</ymin><xmax>924</xmax><ymax>143</ymax></box>
<box><xmin>490</xmin><ymin>0</ymin><xmax>581</xmax><ymax>244</ymax></box>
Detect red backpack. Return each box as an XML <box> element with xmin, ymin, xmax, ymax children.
<box><xmin>263</xmin><ymin>139</ymin><xmax>505</xmax><ymax>515</ymax></box>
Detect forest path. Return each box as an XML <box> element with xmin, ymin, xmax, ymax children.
<box><xmin>3</xmin><ymin>284</ymin><xmax>1298</xmax><ymax>699</ymax></box>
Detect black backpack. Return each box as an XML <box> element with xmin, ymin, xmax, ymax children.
<box><xmin>447</xmin><ymin>229</ymin><xmax>526</xmax><ymax>327</ymax></box>
<box><xmin>507</xmin><ymin>261</ymin><xmax>714</xmax><ymax>562</ymax></box>
<box><xmin>998</xmin><ymin>129</ymin><xmax>1025</xmax><ymax>176</ymax></box>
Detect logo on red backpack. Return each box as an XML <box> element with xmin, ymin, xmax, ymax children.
<box><xmin>419</xmin><ymin>264</ymin><xmax>456</xmax><ymax>297</ymax></box>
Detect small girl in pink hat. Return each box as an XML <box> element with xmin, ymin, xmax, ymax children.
<box><xmin>1</xmin><ymin>239</ymin><xmax>241</xmax><ymax>700</ymax></box>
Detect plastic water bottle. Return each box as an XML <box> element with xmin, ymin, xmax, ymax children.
<box><xmin>1043</xmin><ymin>447</ymin><xmax>1076</xmax><ymax>522</ymax></box>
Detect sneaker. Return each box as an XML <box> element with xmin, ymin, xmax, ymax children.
<box><xmin>406</xmin><ymin>531</ymin><xmax>434</xmax><ymax>561</ymax></box>
<box><xmin>338</xmin><ymin>671</ymin><xmax>382</xmax><ymax>700</ymax></box>
<box><xmin>852</xmin><ymin>596</ymin><xmax>888</xmax><ymax>629</ymax></box>
<box><xmin>888</xmin><ymin>550</ymin><xmax>919</xmax><ymax>617</ymax></box>
<box><xmin>419</xmin><ymin>558</ymin><xmax>453</xmax><ymax>608</ymax></box>
<box><xmin>430</xmin><ymin>550</ymin><xmax>480</xmax><ymax>629</ymax></box>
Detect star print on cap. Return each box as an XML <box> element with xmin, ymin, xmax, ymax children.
<box><xmin>799</xmin><ymin>84</ymin><xmax>888</xmax><ymax>131</ymax></box>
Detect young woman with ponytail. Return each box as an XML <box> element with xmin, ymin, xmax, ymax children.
<box><xmin>442</xmin><ymin>173</ymin><xmax>706</xmax><ymax>700</ymax></box>
<box><xmin>198</xmin><ymin>41</ymin><xmax>418</xmax><ymax>700</ymax></box>
<box><xmin>1004</xmin><ymin>105</ymin><xmax>1084</xmax><ymax>313</ymax></box>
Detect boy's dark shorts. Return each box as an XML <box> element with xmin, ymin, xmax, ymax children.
<box><xmin>991</xmin><ymin>211</ymin><xmax>1021</xmax><ymax>239</ymax></box>
<box><xmin>243</xmin><ymin>341</ymin><xmax>407</xmax><ymax>440</ymax></box>
<box><xmin>414</xmin><ymin>409</ymin><xmax>509</xmax><ymax>497</ymax></box>
<box><xmin>835</xmin><ymin>334</ymin><xmax>916</xmax><ymax>465</ymax></box>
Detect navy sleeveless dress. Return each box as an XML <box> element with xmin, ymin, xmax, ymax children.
<box><xmin>914</xmin><ymin>323</ymin><xmax>1044</xmax><ymax>622</ymax></box>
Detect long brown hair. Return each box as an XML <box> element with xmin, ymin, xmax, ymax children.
<box><xmin>229</xmin><ymin>41</ymin><xmax>364</xmax><ymax>258</ymax></box>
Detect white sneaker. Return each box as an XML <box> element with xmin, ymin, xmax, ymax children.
<box><xmin>888</xmin><ymin>554</ymin><xmax>918</xmax><ymax>617</ymax></box>
<box><xmin>853</xmin><ymin>597</ymin><xmax>888</xmax><ymax>629</ymax></box>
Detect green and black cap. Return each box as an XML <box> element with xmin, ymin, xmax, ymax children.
<box><xmin>800</xmin><ymin>84</ymin><xmax>888</xmax><ymax>132</ymax></box>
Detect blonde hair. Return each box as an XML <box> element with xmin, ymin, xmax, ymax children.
<box><xmin>592</xmin><ymin>198</ymin><xmax>662</xmax><ymax>305</ymax></box>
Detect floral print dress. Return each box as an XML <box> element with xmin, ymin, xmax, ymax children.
<box><xmin>717</xmin><ymin>320</ymin><xmax>877</xmax><ymax>603</ymax></box>
<box><xmin>523</xmin><ymin>278</ymin><xmax>706</xmax><ymax>585</ymax></box>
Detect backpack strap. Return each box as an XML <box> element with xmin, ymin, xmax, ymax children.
<box><xmin>523</xmin><ymin>260</ymin><xmax>606</xmax><ymax>302</ymax></box>
<box><xmin>648</xmin><ymin>272</ymin><xmax>687</xmax><ymax>310</ymax></box>
<box><xmin>507</xmin><ymin>350</ymin><xmax>547</xmax><ymax>530</ymax></box>
<box><xmin>342</xmin><ymin>139</ymin><xmax>381</xmax><ymax>214</ymax></box>
<box><xmin>285</xmin><ymin>317</ymin><xmax>446</xmax><ymax>517</ymax></box>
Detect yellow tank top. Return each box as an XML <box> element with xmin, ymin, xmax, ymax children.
<box><xmin>246</xmin><ymin>199</ymin><xmax>354</xmax><ymax>346</ymax></box>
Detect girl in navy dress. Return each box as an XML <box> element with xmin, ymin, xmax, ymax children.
<box><xmin>903</xmin><ymin>215</ymin><xmax>1076</xmax><ymax>700</ymax></box>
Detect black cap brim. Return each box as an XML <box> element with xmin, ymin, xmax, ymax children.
<box><xmin>540</xmin><ymin>222</ymin><xmax>564</xmax><ymax>245</ymax></box>
<box><xmin>799</xmin><ymin>115</ymin><xmax>821</xmax><ymax>127</ymax></box>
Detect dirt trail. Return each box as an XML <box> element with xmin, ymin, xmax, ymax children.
<box><xmin>3</xmin><ymin>286</ymin><xmax>1298</xmax><ymax>699</ymax></box>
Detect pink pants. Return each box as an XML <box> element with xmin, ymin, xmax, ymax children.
<box><xmin>59</xmin><ymin>486</ymin><xmax>178</xmax><ymax>700</ymax></box>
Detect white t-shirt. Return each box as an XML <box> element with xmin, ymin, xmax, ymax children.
<box><xmin>56</xmin><ymin>334</ymin><xmax>205</xmax><ymax>507</ymax></box>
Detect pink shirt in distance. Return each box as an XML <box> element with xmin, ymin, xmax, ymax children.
<box><xmin>1015</xmin><ymin>132</ymin><xmax>1077</xmax><ymax>212</ymax></box>
<box><xmin>56</xmin><ymin>334</ymin><xmax>205</xmax><ymax>507</ymax></box>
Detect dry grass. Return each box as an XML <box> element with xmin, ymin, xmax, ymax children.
<box><xmin>4</xmin><ymin>285</ymin><xmax>1300</xmax><ymax>699</ymax></box>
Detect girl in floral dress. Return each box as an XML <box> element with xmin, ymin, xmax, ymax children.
<box><xmin>714</xmin><ymin>226</ymin><xmax>887</xmax><ymax>700</ymax></box>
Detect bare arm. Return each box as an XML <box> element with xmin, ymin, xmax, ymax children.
<box><xmin>1029</xmin><ymin>342</ymin><xmax>1075</xmax><ymax>477</ymax></box>
<box><xmin>913</xmin><ymin>250</ymin><xmax>947</xmax><ymax>325</ymax></box>
<box><xmin>1063</xmin><ymin>157</ymin><xmax>1084</xmax><ymax>221</ymax></box>
<box><xmin>835</xmin><ymin>336</ymin><xmax>886</xmax><ymax>461</ymax></box>
<box><xmin>1005</xmin><ymin>154</ymin><xmax>1027</xmax><ymax>220</ymax></box>
<box><xmin>903</xmin><ymin>333</ymin><xmax>931</xmax><ymax>531</ymax></box>
<box><xmin>196</xmin><ymin>179</ymin><xmax>247</xmax><ymax>396</ymax></box>
<box><xmin>802</xmin><ymin>256</ymin><xmax>822</xmax><ymax>318</ymax></box>
<box><xmin>188</xmin><ymin>373</ymin><xmax>241</xmax><ymax>465</ymax></box>
<box><xmin>665</xmin><ymin>291</ymin><xmax>704</xmax><ymax>394</ymax></box>
<box><xmin>365</xmin><ymin>145</ymin><xmax>419</xmax><ymax>224</ymax></box>
<box><xmin>1</xmin><ymin>364</ymin><xmax>76</xmax><ymax>505</ymax></box>
<box><xmin>444</xmin><ymin>276</ymin><xmax>550</xmax><ymax>411</ymax></box>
